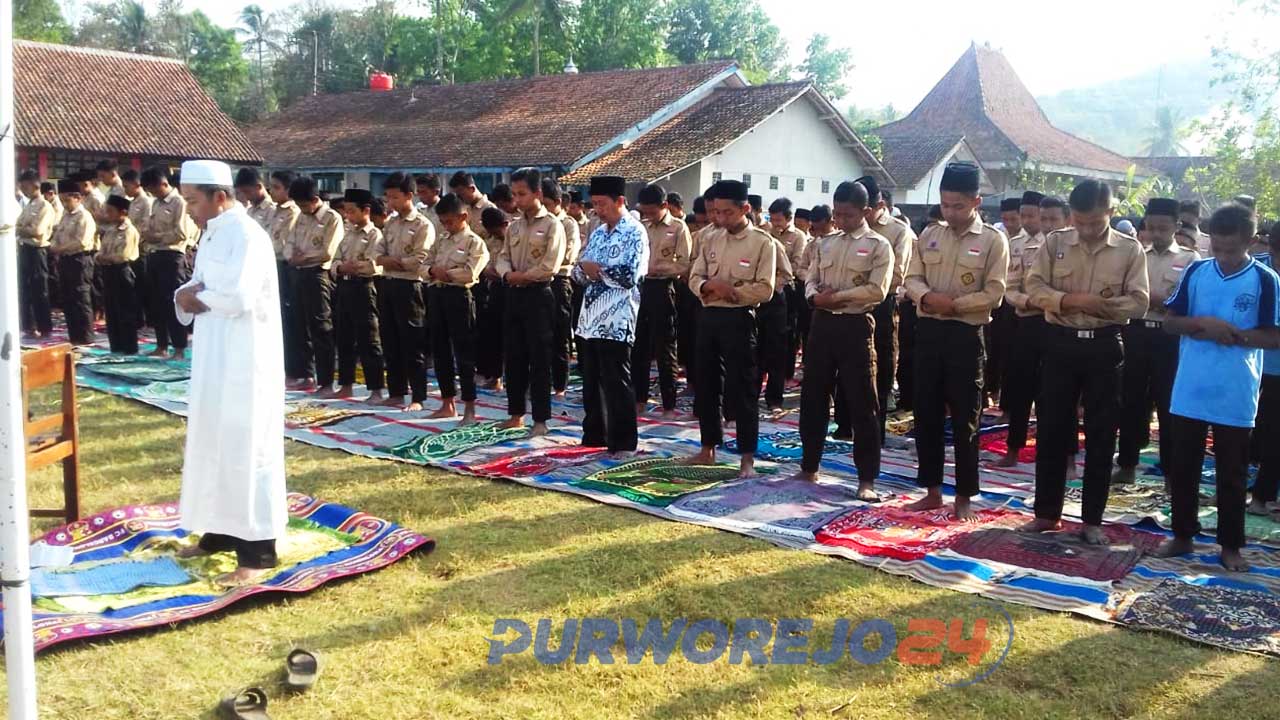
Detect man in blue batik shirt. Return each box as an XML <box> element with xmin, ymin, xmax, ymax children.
<box><xmin>572</xmin><ymin>175</ymin><xmax>650</xmax><ymax>455</ymax></box>
<box><xmin>1156</xmin><ymin>203</ymin><xmax>1280</xmax><ymax>572</ymax></box>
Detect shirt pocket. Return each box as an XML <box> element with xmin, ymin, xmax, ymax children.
<box><xmin>1095</xmin><ymin>267</ymin><xmax>1126</xmax><ymax>299</ymax></box>
<box><xmin>920</xmin><ymin>249</ymin><xmax>944</xmax><ymax>266</ymax></box>
<box><xmin>848</xmin><ymin>254</ymin><xmax>875</xmax><ymax>286</ymax></box>
<box><xmin>956</xmin><ymin>250</ymin><xmax>985</xmax><ymax>288</ymax></box>
<box><xmin>729</xmin><ymin>257</ymin><xmax>757</xmax><ymax>281</ymax></box>
<box><xmin>1162</xmin><ymin>267</ymin><xmax>1187</xmax><ymax>294</ymax></box>
<box><xmin>528</xmin><ymin>229</ymin><xmax>549</xmax><ymax>262</ymax></box>
<box><xmin>1051</xmin><ymin>262</ymin><xmax>1074</xmax><ymax>291</ymax></box>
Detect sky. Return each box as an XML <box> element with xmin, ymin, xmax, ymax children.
<box><xmin>67</xmin><ymin>0</ymin><xmax>1267</xmax><ymax>110</ymax></box>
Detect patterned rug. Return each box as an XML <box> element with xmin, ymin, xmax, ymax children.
<box><xmin>668</xmin><ymin>477</ymin><xmax>868</xmax><ymax>541</ymax></box>
<box><xmin>7</xmin><ymin>493</ymin><xmax>433</xmax><ymax>653</ymax></box>
<box><xmin>286</xmin><ymin>402</ymin><xmax>377</xmax><ymax>429</ymax></box>
<box><xmin>724</xmin><ymin>430</ymin><xmax>853</xmax><ymax>463</ymax></box>
<box><xmin>572</xmin><ymin>457</ymin><xmax>743</xmax><ymax>507</ymax></box>
<box><xmin>384</xmin><ymin>422</ymin><xmax>533</xmax><ymax>463</ymax></box>
<box><xmin>1116</xmin><ymin>578</ymin><xmax>1280</xmax><ymax>655</ymax></box>
<box><xmin>815</xmin><ymin>503</ymin><xmax>1023</xmax><ymax>561</ymax></box>
<box><xmin>949</xmin><ymin>526</ymin><xmax>1164</xmax><ymax>583</ymax></box>
<box><xmin>462</xmin><ymin>445</ymin><xmax>610</xmax><ymax>479</ymax></box>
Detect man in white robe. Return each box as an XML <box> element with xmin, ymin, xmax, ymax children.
<box><xmin>172</xmin><ymin>160</ymin><xmax>287</xmax><ymax>586</ymax></box>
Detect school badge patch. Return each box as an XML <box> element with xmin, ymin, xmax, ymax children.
<box><xmin>532</xmin><ymin>248</ymin><xmax>543</xmax><ymax>259</ymax></box>
<box><xmin>852</xmin><ymin>273</ymin><xmax>866</xmax><ymax>286</ymax></box>
<box><xmin>662</xmin><ymin>248</ymin><xmax>673</xmax><ymax>257</ymax></box>
<box><xmin>1101</xmin><ymin>287</ymin><xmax>1114</xmax><ymax>298</ymax></box>
<box><xmin>961</xmin><ymin>272</ymin><xmax>975</xmax><ymax>285</ymax></box>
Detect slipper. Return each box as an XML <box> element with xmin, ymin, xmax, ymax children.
<box><xmin>218</xmin><ymin>687</ymin><xmax>270</xmax><ymax>720</ymax></box>
<box><xmin>284</xmin><ymin>648</ymin><xmax>320</xmax><ymax>692</ymax></box>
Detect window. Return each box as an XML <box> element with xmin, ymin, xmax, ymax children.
<box><xmin>743</xmin><ymin>173</ymin><xmax>752</xmax><ymax>187</ymax></box>
<box><xmin>796</xmin><ymin>178</ymin><xmax>805</xmax><ymax>192</ymax></box>
<box><xmin>711</xmin><ymin>172</ymin><xmax>722</xmax><ymax>183</ymax></box>
<box><xmin>821</xmin><ymin>180</ymin><xmax>830</xmax><ymax>194</ymax></box>
<box><xmin>314</xmin><ymin>173</ymin><xmax>344</xmax><ymax>194</ymax></box>
<box><xmin>769</xmin><ymin>176</ymin><xmax>778</xmax><ymax>190</ymax></box>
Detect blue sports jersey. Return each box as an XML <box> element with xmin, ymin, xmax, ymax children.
<box><xmin>1255</xmin><ymin>252</ymin><xmax>1280</xmax><ymax>376</ymax></box>
<box><xmin>1166</xmin><ymin>256</ymin><xmax>1280</xmax><ymax>427</ymax></box>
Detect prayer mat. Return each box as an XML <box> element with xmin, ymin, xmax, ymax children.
<box><xmin>572</xmin><ymin>457</ymin><xmax>742</xmax><ymax>507</ymax></box>
<box><xmin>1116</xmin><ymin>579</ymin><xmax>1280</xmax><ymax>656</ymax></box>
<box><xmin>135</xmin><ymin>380</ymin><xmax>190</xmax><ymax>403</ymax></box>
<box><xmin>668</xmin><ymin>477</ymin><xmax>867</xmax><ymax>540</ymax></box>
<box><xmin>286</xmin><ymin>402</ymin><xmax>376</xmax><ymax>429</ymax></box>
<box><xmin>462</xmin><ymin>445</ymin><xmax>610</xmax><ymax>479</ymax></box>
<box><xmin>949</xmin><ymin>526</ymin><xmax>1163</xmax><ymax>582</ymax></box>
<box><xmin>724</xmin><ymin>431</ymin><xmax>853</xmax><ymax>463</ymax></box>
<box><xmin>7</xmin><ymin>493</ymin><xmax>433</xmax><ymax>653</ymax></box>
<box><xmin>31</xmin><ymin>557</ymin><xmax>191</xmax><ymax>597</ymax></box>
<box><xmin>1199</xmin><ymin>506</ymin><xmax>1280</xmax><ymax>544</ymax></box>
<box><xmin>815</xmin><ymin>503</ymin><xmax>1024</xmax><ymax>561</ymax></box>
<box><xmin>977</xmin><ymin>428</ymin><xmax>1037</xmax><ymax>463</ymax></box>
<box><xmin>78</xmin><ymin>355</ymin><xmax>191</xmax><ymax>384</ymax></box>
<box><xmin>384</xmin><ymin>422</ymin><xmax>531</xmax><ymax>463</ymax></box>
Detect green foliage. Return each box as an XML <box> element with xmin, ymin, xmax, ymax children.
<box><xmin>798</xmin><ymin>34</ymin><xmax>851</xmax><ymax>101</ymax></box>
<box><xmin>845</xmin><ymin>105</ymin><xmax>902</xmax><ymax>162</ymax></box>
<box><xmin>664</xmin><ymin>0</ymin><xmax>789</xmax><ymax>83</ymax></box>
<box><xmin>574</xmin><ymin>0</ymin><xmax>670</xmax><ymax>72</ymax></box>
<box><xmin>182</xmin><ymin>11</ymin><xmax>252</xmax><ymax>118</ymax></box>
<box><xmin>1141</xmin><ymin>106</ymin><xmax>1190</xmax><ymax>158</ymax></box>
<box><xmin>1012</xmin><ymin>162</ymin><xmax>1076</xmax><ymax>199</ymax></box>
<box><xmin>14</xmin><ymin>0</ymin><xmax>71</xmax><ymax>43</ymax></box>
<box><xmin>1115</xmin><ymin>164</ymin><xmax>1174</xmax><ymax>217</ymax></box>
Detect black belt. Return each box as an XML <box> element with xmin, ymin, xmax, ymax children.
<box><xmin>1138</xmin><ymin>318</ymin><xmax>1164</xmax><ymax>329</ymax></box>
<box><xmin>509</xmin><ymin>282</ymin><xmax>551</xmax><ymax>290</ymax></box>
<box><xmin>339</xmin><ymin>275</ymin><xmax>374</xmax><ymax>282</ymax></box>
<box><xmin>703</xmin><ymin>305</ymin><xmax>754</xmax><ymax>314</ymax></box>
<box><xmin>644</xmin><ymin>277</ymin><xmax>677</xmax><ymax>284</ymax></box>
<box><xmin>59</xmin><ymin>251</ymin><xmax>90</xmax><ymax>259</ymax></box>
<box><xmin>1046</xmin><ymin>323</ymin><xmax>1122</xmax><ymax>340</ymax></box>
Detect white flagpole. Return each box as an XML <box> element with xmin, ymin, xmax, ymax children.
<box><xmin>0</xmin><ymin>0</ymin><xmax>40</xmax><ymax>715</ymax></box>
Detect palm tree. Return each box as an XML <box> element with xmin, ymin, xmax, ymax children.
<box><xmin>1143</xmin><ymin>106</ymin><xmax>1190</xmax><ymax>157</ymax></box>
<box><xmin>236</xmin><ymin>5</ymin><xmax>283</xmax><ymax>106</ymax></box>
<box><xmin>115</xmin><ymin>0</ymin><xmax>153</xmax><ymax>54</ymax></box>
<box><xmin>503</xmin><ymin>0</ymin><xmax>565</xmax><ymax>76</ymax></box>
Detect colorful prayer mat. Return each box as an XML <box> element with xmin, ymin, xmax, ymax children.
<box><xmin>31</xmin><ymin>557</ymin><xmax>191</xmax><ymax>597</ymax></box>
<box><xmin>668</xmin><ymin>478</ymin><xmax>867</xmax><ymax>541</ymax></box>
<box><xmin>572</xmin><ymin>457</ymin><xmax>741</xmax><ymax>507</ymax></box>
<box><xmin>462</xmin><ymin>445</ymin><xmax>610</xmax><ymax>479</ymax></box>
<box><xmin>78</xmin><ymin>355</ymin><xmax>191</xmax><ymax>384</ymax></box>
<box><xmin>7</xmin><ymin>493</ymin><xmax>433</xmax><ymax>653</ymax></box>
<box><xmin>135</xmin><ymin>380</ymin><xmax>191</xmax><ymax>403</ymax></box>
<box><xmin>949</xmin><ymin>526</ymin><xmax>1164</xmax><ymax>583</ymax></box>
<box><xmin>286</xmin><ymin>402</ymin><xmax>376</xmax><ymax>429</ymax></box>
<box><xmin>1116</xmin><ymin>578</ymin><xmax>1280</xmax><ymax>655</ymax></box>
<box><xmin>815</xmin><ymin>503</ymin><xmax>1023</xmax><ymax>561</ymax></box>
<box><xmin>724</xmin><ymin>431</ymin><xmax>853</xmax><ymax>462</ymax></box>
<box><xmin>384</xmin><ymin>421</ymin><xmax>531</xmax><ymax>463</ymax></box>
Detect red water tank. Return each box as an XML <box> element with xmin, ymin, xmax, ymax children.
<box><xmin>369</xmin><ymin>72</ymin><xmax>394</xmax><ymax>92</ymax></box>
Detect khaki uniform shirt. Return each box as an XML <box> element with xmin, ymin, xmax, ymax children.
<box><xmin>496</xmin><ymin>205</ymin><xmax>566</xmax><ymax>283</ymax></box>
<box><xmin>422</xmin><ymin>203</ymin><xmax>446</xmax><ymax>241</ymax></box>
<box><xmin>1026</xmin><ymin>227</ymin><xmax>1150</xmax><ymax>329</ymax></box>
<box><xmin>1005</xmin><ymin>231</ymin><xmax>1046</xmax><ymax>317</ymax></box>
<box><xmin>426</xmin><ymin>226</ymin><xmax>489</xmax><ymax>288</ymax></box>
<box><xmin>286</xmin><ymin>204</ymin><xmax>344</xmax><ymax>270</ymax></box>
<box><xmin>1144</xmin><ymin>243</ymin><xmax>1199</xmax><ymax>321</ymax></box>
<box><xmin>555</xmin><ymin>209</ymin><xmax>581</xmax><ymax>276</ymax></box>
<box><xmin>82</xmin><ymin>188</ymin><xmax>107</xmax><ymax>226</ymax></box>
<box><xmin>126</xmin><ymin>192</ymin><xmax>153</xmax><ymax>240</ymax></box>
<box><xmin>770</xmin><ymin>236</ymin><xmax>795</xmax><ymax>290</ymax></box>
<box><xmin>378</xmin><ymin>208</ymin><xmax>434</xmax><ymax>281</ymax></box>
<box><xmin>106</xmin><ymin>180</ymin><xmax>126</xmax><ymax>199</ymax></box>
<box><xmin>51</xmin><ymin>206</ymin><xmax>96</xmax><ymax>255</ymax></box>
<box><xmin>97</xmin><ymin>219</ymin><xmax>140</xmax><ymax>265</ymax></box>
<box><xmin>270</xmin><ymin>200</ymin><xmax>301</xmax><ymax>261</ymax></box>
<box><xmin>335</xmin><ymin>221</ymin><xmax>382</xmax><ymax>278</ymax></box>
<box><xmin>145</xmin><ymin>189</ymin><xmax>191</xmax><ymax>253</ymax></box>
<box><xmin>869</xmin><ymin>209</ymin><xmax>914</xmax><ymax>292</ymax></box>
<box><xmin>904</xmin><ymin>215</ymin><xmax>1009</xmax><ymax>326</ymax></box>
<box><xmin>465</xmin><ymin>193</ymin><xmax>496</xmax><ymax>239</ymax></box>
<box><xmin>16</xmin><ymin>195</ymin><xmax>55</xmax><ymax>248</ymax></box>
<box><xmin>247</xmin><ymin>196</ymin><xmax>277</xmax><ymax>233</ymax></box>
<box><xmin>645</xmin><ymin>211</ymin><xmax>694</xmax><ymax>279</ymax></box>
<box><xmin>770</xmin><ymin>224</ymin><xmax>808</xmax><ymax>283</ymax></box>
<box><xmin>804</xmin><ymin>223</ymin><xmax>894</xmax><ymax>314</ymax></box>
<box><xmin>688</xmin><ymin>222</ymin><xmax>777</xmax><ymax>308</ymax></box>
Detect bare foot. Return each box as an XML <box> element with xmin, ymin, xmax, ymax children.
<box><xmin>491</xmin><ymin>379</ymin><xmax>504</xmax><ymax>392</ymax></box>
<box><xmin>381</xmin><ymin>395</ymin><xmax>405</xmax><ymax>408</ymax></box>
<box><xmin>636</xmin><ymin>403</ymin><xmax>648</xmax><ymax>416</ymax></box>
<box><xmin>1018</xmin><ymin>518</ymin><xmax>1063</xmax><ymax>533</ymax></box>
<box><xmin>148</xmin><ymin>348</ymin><xmax>168</xmax><ymax>358</ymax></box>
<box><xmin>788</xmin><ymin>470</ymin><xmax>818</xmax><ymax>482</ymax></box>
<box><xmin>904</xmin><ymin>489</ymin><xmax>944</xmax><ymax>512</ymax></box>
<box><xmin>1221</xmin><ymin>547</ymin><xmax>1250</xmax><ymax>572</ymax></box>
<box><xmin>296</xmin><ymin>381</ymin><xmax>318</xmax><ymax>393</ymax></box>
<box><xmin>214</xmin><ymin>566</ymin><xmax>272</xmax><ymax>587</ymax></box>
<box><xmin>553</xmin><ymin>390</ymin><xmax>567</xmax><ymax>401</ymax></box>
<box><xmin>334</xmin><ymin>385</ymin><xmax>355</xmax><ymax>399</ymax></box>
<box><xmin>724</xmin><ymin>418</ymin><xmax>736</xmax><ymax>429</ymax></box>
<box><xmin>683</xmin><ymin>447</ymin><xmax>716</xmax><ymax>465</ymax></box>
<box><xmin>428</xmin><ymin>400</ymin><xmax>459</xmax><ymax>419</ymax></box>
<box><xmin>459</xmin><ymin>404</ymin><xmax>477</xmax><ymax>426</ymax></box>
<box><xmin>994</xmin><ymin>451</ymin><xmax>1020</xmax><ymax>468</ymax></box>
<box><xmin>856</xmin><ymin>481</ymin><xmax>879</xmax><ymax>502</ymax></box>
<box><xmin>607</xmin><ymin>450</ymin><xmax>635</xmax><ymax>460</ymax></box>
<box><xmin>499</xmin><ymin>416</ymin><xmax>526</xmax><ymax>430</ymax></box>
<box><xmin>1080</xmin><ymin>524</ymin><xmax>1110</xmax><ymax>545</ymax></box>
<box><xmin>172</xmin><ymin>349</ymin><xmax>186</xmax><ymax>361</ymax></box>
<box><xmin>403</xmin><ymin>401</ymin><xmax>424</xmax><ymax>412</ymax></box>
<box><xmin>954</xmin><ymin>496</ymin><xmax>980</xmax><ymax>523</ymax></box>
<box><xmin>175</xmin><ymin>544</ymin><xmax>212</xmax><ymax>559</ymax></box>
<box><xmin>737</xmin><ymin>454</ymin><xmax>757</xmax><ymax>479</ymax></box>
<box><xmin>363</xmin><ymin>391</ymin><xmax>383</xmax><ymax>405</ymax></box>
<box><xmin>1247</xmin><ymin>500</ymin><xmax>1271</xmax><ymax>516</ymax></box>
<box><xmin>531</xmin><ymin>421</ymin><xmax>549</xmax><ymax>437</ymax></box>
<box><xmin>314</xmin><ymin>387</ymin><xmax>339</xmax><ymax>399</ymax></box>
<box><xmin>661</xmin><ymin>409</ymin><xmax>679</xmax><ymax>420</ymax></box>
<box><xmin>1153</xmin><ymin>537</ymin><xmax>1194</xmax><ymax>558</ymax></box>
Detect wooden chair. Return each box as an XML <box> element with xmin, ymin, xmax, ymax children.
<box><xmin>21</xmin><ymin>344</ymin><xmax>80</xmax><ymax>524</ymax></box>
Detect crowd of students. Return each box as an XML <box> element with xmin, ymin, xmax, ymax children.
<box><xmin>13</xmin><ymin>159</ymin><xmax>1280</xmax><ymax>571</ymax></box>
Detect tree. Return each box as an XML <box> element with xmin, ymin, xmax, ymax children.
<box><xmin>665</xmin><ymin>0</ymin><xmax>788</xmax><ymax>83</ymax></box>
<box><xmin>503</xmin><ymin>0</ymin><xmax>567</xmax><ymax>76</ymax></box>
<box><xmin>15</xmin><ymin>0</ymin><xmax>71</xmax><ymax>43</ymax></box>
<box><xmin>798</xmin><ymin>34</ymin><xmax>851</xmax><ymax>101</ymax></box>
<box><xmin>1142</xmin><ymin>106</ymin><xmax>1189</xmax><ymax>157</ymax></box>
<box><xmin>236</xmin><ymin>5</ymin><xmax>284</xmax><ymax>113</ymax></box>
<box><xmin>181</xmin><ymin>11</ymin><xmax>252</xmax><ymax>119</ymax></box>
<box><xmin>77</xmin><ymin>0</ymin><xmax>157</xmax><ymax>54</ymax></box>
<box><xmin>573</xmin><ymin>0</ymin><xmax>668</xmax><ymax>72</ymax></box>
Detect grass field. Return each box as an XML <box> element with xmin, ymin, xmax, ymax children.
<box><xmin>2</xmin><ymin>390</ymin><xmax>1278</xmax><ymax>719</ymax></box>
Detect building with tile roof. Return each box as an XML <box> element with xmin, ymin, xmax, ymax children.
<box><xmin>14</xmin><ymin>40</ymin><xmax>261</xmax><ymax>179</ymax></box>
<box><xmin>868</xmin><ymin>132</ymin><xmax>992</xmax><ymax>214</ymax></box>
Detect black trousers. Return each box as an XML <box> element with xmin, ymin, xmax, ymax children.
<box><xmin>146</xmin><ymin>250</ymin><xmax>189</xmax><ymax>351</ymax></box>
<box><xmin>1118</xmin><ymin>322</ymin><xmax>1180</xmax><ymax>472</ymax></box>
<box><xmin>696</xmin><ymin>306</ymin><xmax>759</xmax><ymax>452</ymax></box>
<box><xmin>551</xmin><ymin>275</ymin><xmax>574</xmax><ymax>392</ymax></box>
<box><xmin>429</xmin><ymin>285</ymin><xmax>478</xmax><ymax>401</ymax></box>
<box><xmin>379</xmin><ymin>278</ymin><xmax>427</xmax><ymax>402</ymax></box>
<box><xmin>581</xmin><ymin>337</ymin><xmax>638</xmax><ymax>451</ymax></box>
<box><xmin>1003</xmin><ymin>314</ymin><xmax>1046</xmax><ymax>453</ymax></box>
<box><xmin>1033</xmin><ymin>325</ymin><xmax>1123</xmax><ymax>525</ymax></box>
<box><xmin>756</xmin><ymin>290</ymin><xmax>789</xmax><ymax>408</ymax></box>
<box><xmin>632</xmin><ymin>277</ymin><xmax>679</xmax><ymax>410</ymax></box>
<box><xmin>872</xmin><ymin>294</ymin><xmax>899</xmax><ymax>437</ymax></box>
<box><xmin>1169</xmin><ymin>415</ymin><xmax>1251</xmax><ymax>550</ymax></box>
<box><xmin>677</xmin><ymin>282</ymin><xmax>700</xmax><ymax>387</ymax></box>
<box><xmin>1252</xmin><ymin>375</ymin><xmax>1280</xmax><ymax>503</ymax></box>
<box><xmin>277</xmin><ymin>261</ymin><xmax>303</xmax><ymax>379</ymax></box>
<box><xmin>984</xmin><ymin>302</ymin><xmax>1015</xmax><ymax>404</ymax></box>
<box><xmin>90</xmin><ymin>251</ymin><xmax>104</xmax><ymax>316</ymax></box>
<box><xmin>101</xmin><ymin>263</ymin><xmax>139</xmax><ymax>354</ymax></box>
<box><xmin>131</xmin><ymin>256</ymin><xmax>150</xmax><ymax>329</ymax></box>
<box><xmin>58</xmin><ymin>253</ymin><xmax>95</xmax><ymax>345</ymax></box>
<box><xmin>896</xmin><ymin>300</ymin><xmax>917</xmax><ymax>412</ymax></box>
<box><xmin>292</xmin><ymin>267</ymin><xmax>335</xmax><ymax>386</ymax></box>
<box><xmin>800</xmin><ymin>312</ymin><xmax>880</xmax><ymax>480</ymax></box>
<box><xmin>784</xmin><ymin>280</ymin><xmax>805</xmax><ymax>380</ymax></box>
<box><xmin>913</xmin><ymin>318</ymin><xmax>984</xmax><ymax>496</ymax></box>
<box><xmin>505</xmin><ymin>284</ymin><xmax>555</xmax><ymax>421</ymax></box>
<box><xmin>475</xmin><ymin>277</ymin><xmax>506</xmax><ymax>380</ymax></box>
<box><xmin>335</xmin><ymin>277</ymin><xmax>384</xmax><ymax>389</ymax></box>
<box><xmin>19</xmin><ymin>244</ymin><xmax>52</xmax><ymax>335</ymax></box>
<box><xmin>198</xmin><ymin>532</ymin><xmax>278</xmax><ymax>570</ymax></box>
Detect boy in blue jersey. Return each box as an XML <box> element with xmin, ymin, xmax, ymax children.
<box><xmin>1156</xmin><ymin>204</ymin><xmax>1280</xmax><ymax>571</ymax></box>
<box><xmin>1247</xmin><ymin>221</ymin><xmax>1280</xmax><ymax>515</ymax></box>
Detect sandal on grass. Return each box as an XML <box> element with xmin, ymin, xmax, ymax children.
<box><xmin>218</xmin><ymin>687</ymin><xmax>270</xmax><ymax>720</ymax></box>
<box><xmin>284</xmin><ymin>648</ymin><xmax>320</xmax><ymax>692</ymax></box>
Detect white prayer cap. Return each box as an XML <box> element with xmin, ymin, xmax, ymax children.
<box><xmin>180</xmin><ymin>159</ymin><xmax>233</xmax><ymax>187</ymax></box>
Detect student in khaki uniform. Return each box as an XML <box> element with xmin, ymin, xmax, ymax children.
<box><xmin>747</xmin><ymin>194</ymin><xmax>764</xmax><ymax>227</ymax></box>
<box><xmin>266</xmin><ymin>171</ymin><xmax>303</xmax><ymax>382</ymax></box>
<box><xmin>121</xmin><ymin>169</ymin><xmax>153</xmax><ymax>329</ymax></box>
<box><xmin>903</xmin><ymin>162</ymin><xmax>1009</xmax><ymax>521</ymax></box>
<box><xmin>141</xmin><ymin>166</ymin><xmax>192</xmax><ymax>358</ymax></box>
<box><xmin>541</xmin><ymin>179</ymin><xmax>580</xmax><ymax>399</ymax></box>
<box><xmin>1023</xmin><ymin>180</ymin><xmax>1149</xmax><ymax>544</ymax></box>
<box><xmin>330</xmin><ymin>189</ymin><xmax>386</xmax><ymax>402</ymax></box>
<box><xmin>77</xmin><ymin>170</ymin><xmax>108</xmax><ymax>225</ymax></box>
<box><xmin>1114</xmin><ymin>198</ymin><xmax>1198</xmax><ymax>484</ymax></box>
<box><xmin>676</xmin><ymin>194</ymin><xmax>710</xmax><ymax>387</ymax></box>
<box><xmin>98</xmin><ymin>195</ymin><xmax>140</xmax><ymax>354</ymax></box>
<box><xmin>495</xmin><ymin>168</ymin><xmax>566</xmax><ymax>436</ymax></box>
<box><xmin>792</xmin><ymin>181</ymin><xmax>890</xmax><ymax>499</ymax></box>
<box><xmin>448</xmin><ymin>172</ymin><xmax>497</xmax><ymax>240</ymax></box>
<box><xmin>567</xmin><ymin>189</ymin><xmax>591</xmax><ymax>345</ymax></box>
<box><xmin>285</xmin><ymin>176</ymin><xmax>344</xmax><ymax>394</ymax></box>
<box><xmin>685</xmin><ymin>179</ymin><xmax>777</xmax><ymax>478</ymax></box>
<box><xmin>377</xmin><ymin>172</ymin><xmax>435</xmax><ymax>410</ymax></box>
<box><xmin>756</xmin><ymin>206</ymin><xmax>795</xmax><ymax>413</ymax></box>
<box><xmin>235</xmin><ymin>167</ymin><xmax>276</xmax><ymax>232</ymax></box>
<box><xmin>424</xmin><ymin>193</ymin><xmax>490</xmax><ymax>423</ymax></box>
<box><xmin>633</xmin><ymin>183</ymin><xmax>693</xmax><ymax>417</ymax></box>
<box><xmin>52</xmin><ymin>178</ymin><xmax>98</xmax><ymax>346</ymax></box>
<box><xmin>370</xmin><ymin>198</ymin><xmax>389</xmax><ymax>230</ymax></box>
<box><xmin>996</xmin><ymin>191</ymin><xmax>1050</xmax><ymax>467</ymax></box>
<box><xmin>985</xmin><ymin>196</ymin><xmax>1023</xmax><ymax>411</ymax></box>
<box><xmin>476</xmin><ymin>207</ymin><xmax>511</xmax><ymax>388</ymax></box>
<box><xmin>97</xmin><ymin>160</ymin><xmax>127</xmax><ymax>199</ymax></box>
<box><xmin>491</xmin><ymin>183</ymin><xmax>517</xmax><ymax>217</ymax></box>
<box><xmin>767</xmin><ymin>198</ymin><xmax>808</xmax><ymax>384</ymax></box>
<box><xmin>16</xmin><ymin>170</ymin><xmax>55</xmax><ymax>338</ymax></box>
<box><xmin>415</xmin><ymin>174</ymin><xmax>444</xmax><ymax>233</ymax></box>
